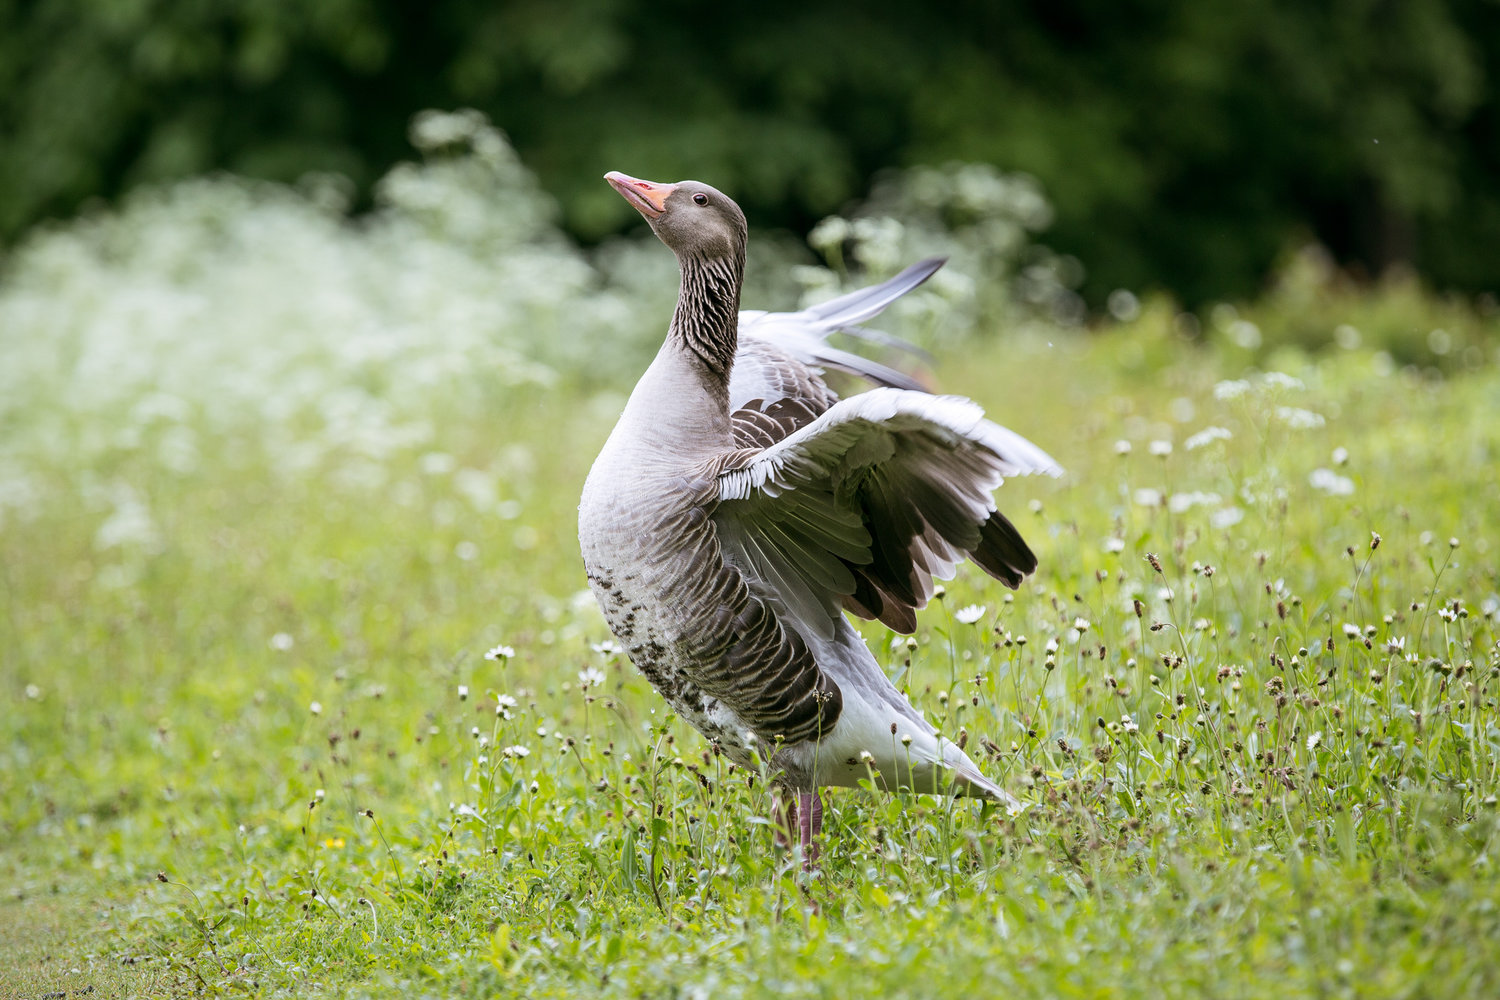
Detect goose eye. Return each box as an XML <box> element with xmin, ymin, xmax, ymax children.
<box><xmin>692</xmin><ymin>193</ymin><xmax>708</xmax><ymax>206</ymax></box>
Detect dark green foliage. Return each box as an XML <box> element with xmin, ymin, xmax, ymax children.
<box><xmin>2</xmin><ymin>0</ymin><xmax>1496</xmax><ymax>303</ymax></box>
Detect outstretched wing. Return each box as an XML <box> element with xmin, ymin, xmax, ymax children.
<box><xmin>713</xmin><ymin>388</ymin><xmax>1062</xmax><ymax>638</ymax></box>
<box><xmin>729</xmin><ymin>258</ymin><xmax>944</xmax><ymax>412</ymax></box>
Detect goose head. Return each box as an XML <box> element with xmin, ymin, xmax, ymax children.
<box><xmin>605</xmin><ymin>171</ymin><xmax>747</xmax><ymax>262</ymax></box>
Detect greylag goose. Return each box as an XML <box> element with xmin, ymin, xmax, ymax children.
<box><xmin>579</xmin><ymin>172</ymin><xmax>1062</xmax><ymax>869</ymax></box>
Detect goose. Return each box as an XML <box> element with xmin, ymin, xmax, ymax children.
<box><xmin>579</xmin><ymin>171</ymin><xmax>1062</xmax><ymax>869</ymax></box>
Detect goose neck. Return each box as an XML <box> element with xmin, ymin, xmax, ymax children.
<box><xmin>670</xmin><ymin>251</ymin><xmax>742</xmax><ymax>381</ymax></box>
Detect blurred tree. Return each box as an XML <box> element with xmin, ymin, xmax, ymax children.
<box><xmin>0</xmin><ymin>0</ymin><xmax>1495</xmax><ymax>305</ymax></box>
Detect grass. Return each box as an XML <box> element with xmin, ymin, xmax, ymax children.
<box><xmin>4</xmin><ymin>298</ymin><xmax>1499</xmax><ymax>998</ymax></box>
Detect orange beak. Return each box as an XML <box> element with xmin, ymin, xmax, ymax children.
<box><xmin>605</xmin><ymin>171</ymin><xmax>676</xmax><ymax>220</ymax></box>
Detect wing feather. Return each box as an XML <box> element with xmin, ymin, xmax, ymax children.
<box><xmin>714</xmin><ymin>388</ymin><xmax>1061</xmax><ymax>637</ymax></box>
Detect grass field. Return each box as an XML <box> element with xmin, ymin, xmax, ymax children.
<box><xmin>3</xmin><ymin>134</ymin><xmax>1500</xmax><ymax>997</ymax></box>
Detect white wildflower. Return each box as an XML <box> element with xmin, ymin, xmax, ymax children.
<box><xmin>1072</xmin><ymin>617</ymin><xmax>1091</xmax><ymax>634</ymax></box>
<box><xmin>1342</xmin><ymin>623</ymin><xmax>1361</xmax><ymax>638</ymax></box>
<box><xmin>1262</xmin><ymin>372</ymin><xmax>1305</xmax><ymax>391</ymax></box>
<box><xmin>309</xmin><ymin>701</ymin><xmax>323</xmax><ymax>715</ymax></box>
<box><xmin>1276</xmin><ymin>406</ymin><xmax>1326</xmax><ymax>429</ymax></box>
<box><xmin>270</xmin><ymin>632</ymin><xmax>294</xmax><ymax>651</ymax></box>
<box><xmin>502</xmin><ymin>744</ymin><xmax>531</xmax><ymax>759</ymax></box>
<box><xmin>420</xmin><ymin>452</ymin><xmax>456</xmax><ymax>475</ymax></box>
<box><xmin>484</xmin><ymin>644</ymin><xmax>515</xmax><ymax>661</ymax></box>
<box><xmin>1104</xmin><ymin>537</ymin><xmax>1126</xmax><ymax>553</ymax></box>
<box><xmin>1309</xmin><ymin>468</ymin><xmax>1354</xmax><ymax>495</ymax></box>
<box><xmin>1133</xmin><ymin>488</ymin><xmax>1163</xmax><ymax>507</ymax></box>
<box><xmin>1184</xmin><ymin>426</ymin><xmax>1232</xmax><ymax>450</ymax></box>
<box><xmin>1306</xmin><ymin>732</ymin><xmax>1322</xmax><ymax>752</ymax></box>
<box><xmin>1149</xmin><ymin>439</ymin><xmax>1173</xmax><ymax>457</ymax></box>
<box><xmin>1227</xmin><ymin>320</ymin><xmax>1262</xmax><ymax>349</ymax></box>
<box><xmin>578</xmin><ymin>666</ymin><xmax>606</xmax><ymax>689</ymax></box>
<box><xmin>954</xmin><ymin>604</ymin><xmax>987</xmax><ymax>625</ymax></box>
<box><xmin>1210</xmin><ymin>507</ymin><xmax>1244</xmax><ymax>529</ymax></box>
<box><xmin>808</xmin><ymin>216</ymin><xmax>851</xmax><ymax>253</ymax></box>
<box><xmin>1169</xmin><ymin>491</ymin><xmax>1223</xmax><ymax>513</ymax></box>
<box><xmin>590</xmin><ymin>639</ymin><xmax>621</xmax><ymax>656</ymax></box>
<box><xmin>1213</xmin><ymin>379</ymin><xmax>1252</xmax><ymax>400</ymax></box>
<box><xmin>94</xmin><ymin>483</ymin><xmax>161</xmax><ymax>551</ymax></box>
<box><xmin>1114</xmin><ymin>440</ymin><xmax>1132</xmax><ymax>455</ymax></box>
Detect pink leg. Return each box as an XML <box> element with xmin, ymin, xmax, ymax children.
<box><xmin>773</xmin><ymin>793</ymin><xmax>796</xmax><ymax>851</ymax></box>
<box><xmin>798</xmin><ymin>791</ymin><xmax>822</xmax><ymax>870</ymax></box>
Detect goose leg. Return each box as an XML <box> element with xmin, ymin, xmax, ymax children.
<box><xmin>798</xmin><ymin>791</ymin><xmax>822</xmax><ymax>870</ymax></box>
<box><xmin>773</xmin><ymin>792</ymin><xmax>796</xmax><ymax>851</ymax></box>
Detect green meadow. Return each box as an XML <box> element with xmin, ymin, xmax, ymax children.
<box><xmin>3</xmin><ymin>118</ymin><xmax>1498</xmax><ymax>998</ymax></box>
